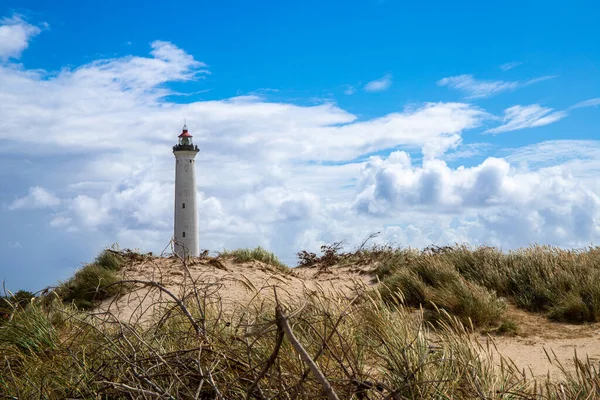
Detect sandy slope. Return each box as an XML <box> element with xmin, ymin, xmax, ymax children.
<box><xmin>98</xmin><ymin>255</ymin><xmax>600</xmax><ymax>379</ymax></box>
<box><xmin>98</xmin><ymin>255</ymin><xmax>373</xmax><ymax>323</ymax></box>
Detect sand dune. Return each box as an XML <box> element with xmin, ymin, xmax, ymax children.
<box><xmin>98</xmin><ymin>255</ymin><xmax>600</xmax><ymax>379</ymax></box>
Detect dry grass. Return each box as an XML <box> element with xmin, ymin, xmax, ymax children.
<box><xmin>1</xmin><ymin>268</ymin><xmax>598</xmax><ymax>399</ymax></box>
<box><xmin>308</xmin><ymin>243</ymin><xmax>600</xmax><ymax>325</ymax></box>
<box><xmin>1</xmin><ymin>245</ymin><xmax>600</xmax><ymax>398</ymax></box>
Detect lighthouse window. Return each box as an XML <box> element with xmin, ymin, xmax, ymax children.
<box><xmin>190</xmin><ymin>160</ymin><xmax>192</xmax><ymax>163</ymax></box>
<box><xmin>182</xmin><ymin>232</ymin><xmax>186</xmax><ymax>238</ymax></box>
<box><xmin>182</xmin><ymin>203</ymin><xmax>185</xmax><ymax>208</ymax></box>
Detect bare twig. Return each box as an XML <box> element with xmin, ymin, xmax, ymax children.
<box><xmin>99</xmin><ymin>380</ymin><xmax>169</xmax><ymax>398</ymax></box>
<box><xmin>357</xmin><ymin>232</ymin><xmax>381</xmax><ymax>252</ymax></box>
<box><xmin>104</xmin><ymin>279</ymin><xmax>203</xmax><ymax>337</ymax></box>
<box><xmin>246</xmin><ymin>325</ymin><xmax>284</xmax><ymax>400</ymax></box>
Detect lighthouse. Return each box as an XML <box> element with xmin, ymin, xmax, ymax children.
<box><xmin>173</xmin><ymin>123</ymin><xmax>199</xmax><ymax>257</ymax></box>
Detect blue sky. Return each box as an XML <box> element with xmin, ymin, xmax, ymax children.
<box><xmin>1</xmin><ymin>0</ymin><xmax>599</xmax><ymax>291</ymax></box>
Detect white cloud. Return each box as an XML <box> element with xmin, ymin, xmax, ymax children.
<box><xmin>354</xmin><ymin>153</ymin><xmax>514</xmax><ymax>213</ymax></box>
<box><xmin>344</xmin><ymin>85</ymin><xmax>356</xmax><ymax>95</ymax></box>
<box><xmin>505</xmin><ymin>140</ymin><xmax>600</xmax><ymax>167</ymax></box>
<box><xmin>500</xmin><ymin>61</ymin><xmax>522</xmax><ymax>71</ymax></box>
<box><xmin>49</xmin><ymin>216</ymin><xmax>72</xmax><ymax>228</ymax></box>
<box><xmin>364</xmin><ymin>74</ymin><xmax>392</xmax><ymax>92</ymax></box>
<box><xmin>0</xmin><ymin>15</ymin><xmax>42</xmax><ymax>60</ymax></box>
<box><xmin>0</xmin><ymin>43</ymin><xmax>487</xmax><ymax>160</ymax></box>
<box><xmin>1</xmin><ymin>33</ymin><xmax>600</xmax><ymax>279</ymax></box>
<box><xmin>570</xmin><ymin>98</ymin><xmax>600</xmax><ymax>109</ymax></box>
<box><xmin>523</xmin><ymin>75</ymin><xmax>558</xmax><ymax>86</ymax></box>
<box><xmin>353</xmin><ymin>149</ymin><xmax>600</xmax><ymax>248</ymax></box>
<box><xmin>438</xmin><ymin>74</ymin><xmax>518</xmax><ymax>98</ymax></box>
<box><xmin>443</xmin><ymin>142</ymin><xmax>492</xmax><ymax>162</ymax></box>
<box><xmin>437</xmin><ymin>74</ymin><xmax>556</xmax><ymax>99</ymax></box>
<box><xmin>485</xmin><ymin>104</ymin><xmax>567</xmax><ymax>134</ymax></box>
<box><xmin>8</xmin><ymin>187</ymin><xmax>61</xmax><ymax>210</ymax></box>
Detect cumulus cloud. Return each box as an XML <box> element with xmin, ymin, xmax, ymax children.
<box><xmin>354</xmin><ymin>153</ymin><xmax>514</xmax><ymax>213</ymax></box>
<box><xmin>364</xmin><ymin>74</ymin><xmax>392</xmax><ymax>92</ymax></box>
<box><xmin>485</xmin><ymin>104</ymin><xmax>567</xmax><ymax>134</ymax></box>
<box><xmin>354</xmin><ymin>149</ymin><xmax>600</xmax><ymax>248</ymax></box>
<box><xmin>9</xmin><ymin>186</ymin><xmax>61</xmax><ymax>210</ymax></box>
<box><xmin>0</xmin><ymin>15</ymin><xmax>42</xmax><ymax>60</ymax></box>
<box><xmin>437</xmin><ymin>74</ymin><xmax>556</xmax><ymax>99</ymax></box>
<box><xmin>2</xmin><ymin>29</ymin><xmax>600</xmax><ymax>285</ymax></box>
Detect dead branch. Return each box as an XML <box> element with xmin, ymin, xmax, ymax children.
<box><xmin>275</xmin><ymin>304</ymin><xmax>340</xmax><ymax>400</ymax></box>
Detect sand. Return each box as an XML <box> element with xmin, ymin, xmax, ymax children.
<box><xmin>482</xmin><ymin>306</ymin><xmax>600</xmax><ymax>378</ymax></box>
<box><xmin>97</xmin><ymin>255</ymin><xmax>600</xmax><ymax>379</ymax></box>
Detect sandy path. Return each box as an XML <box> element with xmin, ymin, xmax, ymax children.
<box><xmin>484</xmin><ymin>307</ymin><xmax>600</xmax><ymax>378</ymax></box>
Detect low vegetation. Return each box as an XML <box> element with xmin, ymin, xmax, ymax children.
<box><xmin>1</xmin><ymin>244</ymin><xmax>600</xmax><ymax>398</ymax></box>
<box><xmin>300</xmin><ymin>241</ymin><xmax>600</xmax><ymax>325</ymax></box>
<box><xmin>0</xmin><ymin>289</ymin><xmax>35</xmax><ymax>323</ymax></box>
<box><xmin>1</xmin><ymin>267</ymin><xmax>599</xmax><ymax>398</ymax></box>
<box><xmin>53</xmin><ymin>248</ymin><xmax>126</xmax><ymax>309</ymax></box>
<box><xmin>219</xmin><ymin>246</ymin><xmax>288</xmax><ymax>271</ymax></box>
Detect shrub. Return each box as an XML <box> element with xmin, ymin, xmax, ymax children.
<box><xmin>428</xmin><ymin>280</ymin><xmax>507</xmax><ymax>328</ymax></box>
<box><xmin>548</xmin><ymin>293</ymin><xmax>594</xmax><ymax>323</ymax></box>
<box><xmin>0</xmin><ymin>290</ymin><xmax>35</xmax><ymax>315</ymax></box>
<box><xmin>495</xmin><ymin>320</ymin><xmax>519</xmax><ymax>336</ymax></box>
<box><xmin>296</xmin><ymin>241</ymin><xmax>345</xmax><ymax>268</ymax></box>
<box><xmin>369</xmin><ymin>246</ymin><xmax>419</xmax><ymax>280</ymax></box>
<box><xmin>94</xmin><ymin>250</ymin><xmax>124</xmax><ymax>271</ymax></box>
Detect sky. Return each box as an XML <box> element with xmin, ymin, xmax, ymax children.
<box><xmin>1</xmin><ymin>0</ymin><xmax>599</xmax><ymax>291</ymax></box>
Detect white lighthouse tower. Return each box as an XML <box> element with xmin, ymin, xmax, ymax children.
<box><xmin>173</xmin><ymin>123</ymin><xmax>199</xmax><ymax>258</ymax></box>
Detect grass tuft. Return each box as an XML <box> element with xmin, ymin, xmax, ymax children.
<box><xmin>55</xmin><ymin>249</ymin><xmax>126</xmax><ymax>309</ymax></box>
<box><xmin>0</xmin><ymin>302</ymin><xmax>58</xmax><ymax>356</ymax></box>
<box><xmin>371</xmin><ymin>244</ymin><xmax>600</xmax><ymax>324</ymax></box>
<box><xmin>219</xmin><ymin>246</ymin><xmax>288</xmax><ymax>271</ymax></box>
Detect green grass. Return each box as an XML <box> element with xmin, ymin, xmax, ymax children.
<box><xmin>54</xmin><ymin>249</ymin><xmax>126</xmax><ymax>309</ymax></box>
<box><xmin>219</xmin><ymin>246</ymin><xmax>288</xmax><ymax>271</ymax></box>
<box><xmin>372</xmin><ymin>244</ymin><xmax>600</xmax><ymax>324</ymax></box>
<box><xmin>0</xmin><ymin>301</ymin><xmax>58</xmax><ymax>356</ymax></box>
<box><xmin>378</xmin><ymin>256</ymin><xmax>507</xmax><ymax>328</ymax></box>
